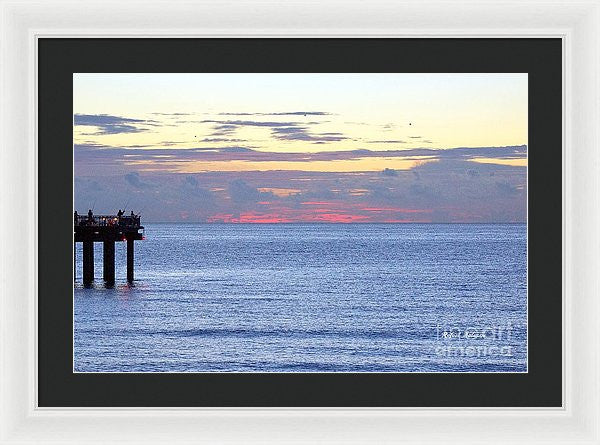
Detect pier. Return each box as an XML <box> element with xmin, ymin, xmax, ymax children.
<box><xmin>74</xmin><ymin>210</ymin><xmax>144</xmax><ymax>286</ymax></box>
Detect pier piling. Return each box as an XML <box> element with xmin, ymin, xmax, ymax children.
<box><xmin>127</xmin><ymin>238</ymin><xmax>134</xmax><ymax>283</ymax></box>
<box><xmin>82</xmin><ymin>240</ymin><xmax>94</xmax><ymax>285</ymax></box>
<box><xmin>103</xmin><ymin>240</ymin><xmax>115</xmax><ymax>284</ymax></box>
<box><xmin>74</xmin><ymin>212</ymin><xmax>144</xmax><ymax>286</ymax></box>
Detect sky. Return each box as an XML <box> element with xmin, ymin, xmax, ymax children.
<box><xmin>74</xmin><ymin>73</ymin><xmax>527</xmax><ymax>223</ymax></box>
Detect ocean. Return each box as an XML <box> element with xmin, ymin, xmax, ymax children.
<box><xmin>74</xmin><ymin>223</ymin><xmax>527</xmax><ymax>373</ymax></box>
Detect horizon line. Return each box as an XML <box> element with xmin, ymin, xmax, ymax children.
<box><xmin>139</xmin><ymin>221</ymin><xmax>527</xmax><ymax>225</ymax></box>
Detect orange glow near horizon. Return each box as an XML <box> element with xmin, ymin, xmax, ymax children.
<box><xmin>206</xmin><ymin>202</ymin><xmax>433</xmax><ymax>223</ymax></box>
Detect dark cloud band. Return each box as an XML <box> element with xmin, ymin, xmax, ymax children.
<box><xmin>74</xmin><ymin>114</ymin><xmax>158</xmax><ymax>135</ymax></box>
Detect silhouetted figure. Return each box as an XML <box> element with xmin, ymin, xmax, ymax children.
<box><xmin>117</xmin><ymin>209</ymin><xmax>124</xmax><ymax>217</ymax></box>
<box><xmin>74</xmin><ymin>211</ymin><xmax>78</xmax><ymax>225</ymax></box>
<box><xmin>87</xmin><ymin>209</ymin><xmax>93</xmax><ymax>225</ymax></box>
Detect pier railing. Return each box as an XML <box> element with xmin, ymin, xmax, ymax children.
<box><xmin>75</xmin><ymin>214</ymin><xmax>141</xmax><ymax>228</ymax></box>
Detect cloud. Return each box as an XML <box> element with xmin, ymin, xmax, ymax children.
<box><xmin>193</xmin><ymin>146</ymin><xmax>256</xmax><ymax>153</ymax></box>
<box><xmin>76</xmin><ymin>153</ymin><xmax>527</xmax><ymax>223</ymax></box>
<box><xmin>180</xmin><ymin>176</ymin><xmax>216</xmax><ymax>205</ymax></box>
<box><xmin>157</xmin><ymin>140</ymin><xmax>187</xmax><ymax>147</ymax></box>
<box><xmin>430</xmin><ymin>209</ymin><xmax>452</xmax><ymax>223</ymax></box>
<box><xmin>150</xmin><ymin>112</ymin><xmax>191</xmax><ymax>116</ymax></box>
<box><xmin>369</xmin><ymin>140</ymin><xmax>406</xmax><ymax>144</ymax></box>
<box><xmin>75</xmin><ymin>143</ymin><xmax>527</xmax><ymax>167</ymax></box>
<box><xmin>74</xmin><ymin>177</ymin><xmax>104</xmax><ymax>193</ymax></box>
<box><xmin>495</xmin><ymin>181</ymin><xmax>518</xmax><ymax>196</ymax></box>
<box><xmin>124</xmin><ymin>172</ymin><xmax>153</xmax><ymax>188</ymax></box>
<box><xmin>198</xmin><ymin>137</ymin><xmax>245</xmax><ymax>143</ymax></box>
<box><xmin>202</xmin><ymin>118</ymin><xmax>328</xmax><ymax>137</ymax></box>
<box><xmin>183</xmin><ymin>175</ymin><xmax>198</xmax><ymax>187</ymax></box>
<box><xmin>228</xmin><ymin>180</ymin><xmax>273</xmax><ymax>205</ymax></box>
<box><xmin>201</xmin><ymin>119</ymin><xmax>348</xmax><ymax>143</ymax></box>
<box><xmin>381</xmin><ymin>168</ymin><xmax>398</xmax><ymax>177</ymax></box>
<box><xmin>218</xmin><ymin>111</ymin><xmax>333</xmax><ymax>116</ymax></box>
<box><xmin>74</xmin><ymin>144</ymin><xmax>528</xmax><ymax>176</ymax></box>
<box><xmin>209</xmin><ymin>124</ymin><xmax>238</xmax><ymax>136</ymax></box>
<box><xmin>271</xmin><ymin>127</ymin><xmax>348</xmax><ymax>142</ymax></box>
<box><xmin>409</xmin><ymin>183</ymin><xmax>431</xmax><ymax>196</ymax></box>
<box><xmin>74</xmin><ymin>114</ymin><xmax>158</xmax><ymax>135</ymax></box>
<box><xmin>202</xmin><ymin>119</ymin><xmax>306</xmax><ymax>127</ymax></box>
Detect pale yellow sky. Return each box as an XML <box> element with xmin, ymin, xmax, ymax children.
<box><xmin>74</xmin><ymin>73</ymin><xmax>528</xmax><ymax>158</ymax></box>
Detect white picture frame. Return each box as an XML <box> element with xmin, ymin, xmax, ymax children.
<box><xmin>0</xmin><ymin>0</ymin><xmax>598</xmax><ymax>443</ymax></box>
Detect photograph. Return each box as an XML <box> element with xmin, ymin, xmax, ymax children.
<box><xmin>3</xmin><ymin>0</ymin><xmax>594</xmax><ymax>438</ymax></box>
<box><xmin>73</xmin><ymin>73</ymin><xmax>528</xmax><ymax>373</ymax></box>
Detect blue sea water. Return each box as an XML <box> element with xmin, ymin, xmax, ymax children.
<box><xmin>74</xmin><ymin>223</ymin><xmax>527</xmax><ymax>373</ymax></box>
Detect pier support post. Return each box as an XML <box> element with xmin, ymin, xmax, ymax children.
<box><xmin>127</xmin><ymin>238</ymin><xmax>134</xmax><ymax>283</ymax></box>
<box><xmin>103</xmin><ymin>240</ymin><xmax>115</xmax><ymax>285</ymax></box>
<box><xmin>83</xmin><ymin>241</ymin><xmax>94</xmax><ymax>285</ymax></box>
